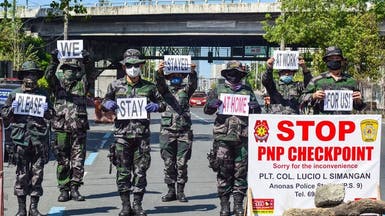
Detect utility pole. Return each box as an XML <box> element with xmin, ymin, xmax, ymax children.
<box><xmin>64</xmin><ymin>5</ymin><xmax>69</xmax><ymax>40</ymax></box>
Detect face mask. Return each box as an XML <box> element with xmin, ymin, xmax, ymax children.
<box><xmin>170</xmin><ymin>77</ymin><xmax>183</xmax><ymax>85</ymax></box>
<box><xmin>126</xmin><ymin>67</ymin><xmax>141</xmax><ymax>78</ymax></box>
<box><xmin>280</xmin><ymin>75</ymin><xmax>293</xmax><ymax>84</ymax></box>
<box><xmin>327</xmin><ymin>60</ymin><xmax>342</xmax><ymax>70</ymax></box>
<box><xmin>23</xmin><ymin>76</ymin><xmax>38</xmax><ymax>91</ymax></box>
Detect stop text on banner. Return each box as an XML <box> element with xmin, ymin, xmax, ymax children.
<box><xmin>116</xmin><ymin>97</ymin><xmax>147</xmax><ymax>120</ymax></box>
<box><xmin>14</xmin><ymin>93</ymin><xmax>46</xmax><ymax>117</ymax></box>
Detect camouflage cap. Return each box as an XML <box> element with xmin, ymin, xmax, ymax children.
<box><xmin>120</xmin><ymin>49</ymin><xmax>146</xmax><ymax>65</ymax></box>
<box><xmin>323</xmin><ymin>46</ymin><xmax>344</xmax><ymax>62</ymax></box>
<box><xmin>21</xmin><ymin>61</ymin><xmax>42</xmax><ymax>72</ymax></box>
<box><xmin>220</xmin><ymin>60</ymin><xmax>248</xmax><ymax>78</ymax></box>
<box><xmin>60</xmin><ymin>58</ymin><xmax>82</xmax><ymax>69</ymax></box>
<box><xmin>18</xmin><ymin>61</ymin><xmax>43</xmax><ymax>79</ymax></box>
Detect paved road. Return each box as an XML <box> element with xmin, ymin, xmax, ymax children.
<box><xmin>4</xmin><ymin>107</ymin><xmax>219</xmax><ymax>216</ymax></box>
<box><xmin>4</xmin><ymin>108</ymin><xmax>385</xmax><ymax>215</ymax></box>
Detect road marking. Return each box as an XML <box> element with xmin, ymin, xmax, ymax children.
<box><xmin>99</xmin><ymin>139</ymin><xmax>108</xmax><ymax>149</ymax></box>
<box><xmin>48</xmin><ymin>206</ymin><xmax>65</xmax><ymax>216</ymax></box>
<box><xmin>84</xmin><ymin>152</ymin><xmax>98</xmax><ymax>165</ymax></box>
<box><xmin>191</xmin><ymin>111</ymin><xmax>213</xmax><ymax>123</ymax></box>
<box><xmin>103</xmin><ymin>132</ymin><xmax>112</xmax><ymax>139</ymax></box>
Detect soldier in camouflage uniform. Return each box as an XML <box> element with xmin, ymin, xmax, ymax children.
<box><xmin>1</xmin><ymin>61</ymin><xmax>53</xmax><ymax>216</ymax></box>
<box><xmin>204</xmin><ymin>61</ymin><xmax>261</xmax><ymax>216</ymax></box>
<box><xmin>300</xmin><ymin>46</ymin><xmax>365</xmax><ymax>114</ymax></box>
<box><xmin>44</xmin><ymin>50</ymin><xmax>98</xmax><ymax>202</ymax></box>
<box><xmin>155</xmin><ymin>61</ymin><xmax>197</xmax><ymax>203</ymax></box>
<box><xmin>102</xmin><ymin>49</ymin><xmax>166</xmax><ymax>216</ymax></box>
<box><xmin>262</xmin><ymin>56</ymin><xmax>312</xmax><ymax>114</ymax></box>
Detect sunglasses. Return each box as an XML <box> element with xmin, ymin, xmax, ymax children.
<box><xmin>125</xmin><ymin>63</ymin><xmax>142</xmax><ymax>68</ymax></box>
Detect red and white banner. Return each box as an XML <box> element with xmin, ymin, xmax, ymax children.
<box><xmin>248</xmin><ymin>114</ymin><xmax>381</xmax><ymax>216</ymax></box>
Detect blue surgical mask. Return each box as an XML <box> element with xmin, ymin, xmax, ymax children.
<box><xmin>170</xmin><ymin>77</ymin><xmax>183</xmax><ymax>85</ymax></box>
<box><xmin>280</xmin><ymin>75</ymin><xmax>293</xmax><ymax>84</ymax></box>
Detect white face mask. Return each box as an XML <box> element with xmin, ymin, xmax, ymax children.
<box><xmin>126</xmin><ymin>67</ymin><xmax>141</xmax><ymax>78</ymax></box>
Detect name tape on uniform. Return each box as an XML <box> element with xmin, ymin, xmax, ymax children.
<box><xmin>323</xmin><ymin>90</ymin><xmax>353</xmax><ymax>111</ymax></box>
<box><xmin>117</xmin><ymin>97</ymin><xmax>148</xmax><ymax>120</ymax></box>
<box><xmin>273</xmin><ymin>51</ymin><xmax>299</xmax><ymax>70</ymax></box>
<box><xmin>57</xmin><ymin>40</ymin><xmax>83</xmax><ymax>59</ymax></box>
<box><xmin>218</xmin><ymin>93</ymin><xmax>250</xmax><ymax>116</ymax></box>
<box><xmin>14</xmin><ymin>93</ymin><xmax>46</xmax><ymax>117</ymax></box>
<box><xmin>163</xmin><ymin>55</ymin><xmax>191</xmax><ymax>75</ymax></box>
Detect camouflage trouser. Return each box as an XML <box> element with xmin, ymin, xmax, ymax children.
<box><xmin>14</xmin><ymin>144</ymin><xmax>45</xmax><ymax>196</ymax></box>
<box><xmin>214</xmin><ymin>138</ymin><xmax>248</xmax><ymax>196</ymax></box>
<box><xmin>159</xmin><ymin>129</ymin><xmax>193</xmax><ymax>184</ymax></box>
<box><xmin>115</xmin><ymin>137</ymin><xmax>151</xmax><ymax>194</ymax></box>
<box><xmin>53</xmin><ymin>130</ymin><xmax>87</xmax><ymax>190</ymax></box>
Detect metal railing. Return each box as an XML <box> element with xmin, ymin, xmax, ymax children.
<box><xmin>17</xmin><ymin>0</ymin><xmax>275</xmax><ymax>9</ymax></box>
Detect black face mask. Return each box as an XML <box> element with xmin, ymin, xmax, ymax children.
<box><xmin>225</xmin><ymin>70</ymin><xmax>242</xmax><ymax>84</ymax></box>
<box><xmin>22</xmin><ymin>74</ymin><xmax>38</xmax><ymax>91</ymax></box>
<box><xmin>327</xmin><ymin>60</ymin><xmax>342</xmax><ymax>70</ymax></box>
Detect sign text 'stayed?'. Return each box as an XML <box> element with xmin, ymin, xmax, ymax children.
<box><xmin>14</xmin><ymin>93</ymin><xmax>46</xmax><ymax>117</ymax></box>
<box><xmin>117</xmin><ymin>97</ymin><xmax>148</xmax><ymax>120</ymax></box>
<box><xmin>57</xmin><ymin>40</ymin><xmax>83</xmax><ymax>59</ymax></box>
<box><xmin>163</xmin><ymin>55</ymin><xmax>191</xmax><ymax>75</ymax></box>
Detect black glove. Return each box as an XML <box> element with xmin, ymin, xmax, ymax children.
<box><xmin>249</xmin><ymin>101</ymin><xmax>262</xmax><ymax>113</ymax></box>
<box><xmin>51</xmin><ymin>49</ymin><xmax>59</xmax><ymax>64</ymax></box>
<box><xmin>81</xmin><ymin>49</ymin><xmax>91</xmax><ymax>63</ymax></box>
<box><xmin>207</xmin><ymin>99</ymin><xmax>222</xmax><ymax>109</ymax></box>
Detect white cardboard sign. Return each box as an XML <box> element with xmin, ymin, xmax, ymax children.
<box><xmin>14</xmin><ymin>93</ymin><xmax>46</xmax><ymax>117</ymax></box>
<box><xmin>57</xmin><ymin>40</ymin><xmax>83</xmax><ymax>59</ymax></box>
<box><xmin>323</xmin><ymin>90</ymin><xmax>353</xmax><ymax>111</ymax></box>
<box><xmin>116</xmin><ymin>97</ymin><xmax>147</xmax><ymax>120</ymax></box>
<box><xmin>163</xmin><ymin>55</ymin><xmax>191</xmax><ymax>75</ymax></box>
<box><xmin>248</xmin><ymin>114</ymin><xmax>381</xmax><ymax>216</ymax></box>
<box><xmin>273</xmin><ymin>51</ymin><xmax>299</xmax><ymax>70</ymax></box>
<box><xmin>218</xmin><ymin>93</ymin><xmax>250</xmax><ymax>116</ymax></box>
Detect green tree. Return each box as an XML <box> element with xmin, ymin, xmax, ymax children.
<box><xmin>262</xmin><ymin>0</ymin><xmax>385</xmax><ymax>81</ymax></box>
<box><xmin>49</xmin><ymin>0</ymin><xmax>87</xmax><ymax>39</ymax></box>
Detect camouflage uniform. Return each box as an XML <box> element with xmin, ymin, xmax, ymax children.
<box><xmin>155</xmin><ymin>68</ymin><xmax>197</xmax><ymax>202</ymax></box>
<box><xmin>300</xmin><ymin>71</ymin><xmax>366</xmax><ymax>114</ymax></box>
<box><xmin>104</xmin><ymin>77</ymin><xmax>166</xmax><ymax>193</ymax></box>
<box><xmin>44</xmin><ymin>54</ymin><xmax>98</xmax><ymax>201</ymax></box>
<box><xmin>0</xmin><ymin>61</ymin><xmax>53</xmax><ymax>216</ymax></box>
<box><xmin>262</xmin><ymin>65</ymin><xmax>312</xmax><ymax>114</ymax></box>
<box><xmin>104</xmin><ymin>74</ymin><xmax>166</xmax><ymax>216</ymax></box>
<box><xmin>204</xmin><ymin>60</ymin><xmax>261</xmax><ymax>216</ymax></box>
<box><xmin>300</xmin><ymin>46</ymin><xmax>366</xmax><ymax>114</ymax></box>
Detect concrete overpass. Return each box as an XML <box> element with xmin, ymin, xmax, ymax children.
<box><xmin>15</xmin><ymin>1</ymin><xmax>281</xmax><ymax>62</ymax></box>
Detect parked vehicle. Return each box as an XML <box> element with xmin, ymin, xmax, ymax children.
<box><xmin>189</xmin><ymin>91</ymin><xmax>207</xmax><ymax>107</ymax></box>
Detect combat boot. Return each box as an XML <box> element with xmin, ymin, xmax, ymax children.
<box><xmin>57</xmin><ymin>189</ymin><xmax>70</xmax><ymax>202</ymax></box>
<box><xmin>161</xmin><ymin>183</ymin><xmax>176</xmax><ymax>202</ymax></box>
<box><xmin>233</xmin><ymin>193</ymin><xmax>245</xmax><ymax>216</ymax></box>
<box><xmin>16</xmin><ymin>195</ymin><xmax>27</xmax><ymax>216</ymax></box>
<box><xmin>176</xmin><ymin>183</ymin><xmax>188</xmax><ymax>202</ymax></box>
<box><xmin>118</xmin><ymin>191</ymin><xmax>131</xmax><ymax>216</ymax></box>
<box><xmin>132</xmin><ymin>193</ymin><xmax>147</xmax><ymax>216</ymax></box>
<box><xmin>219</xmin><ymin>194</ymin><xmax>230</xmax><ymax>216</ymax></box>
<box><xmin>29</xmin><ymin>196</ymin><xmax>45</xmax><ymax>216</ymax></box>
<box><xmin>70</xmin><ymin>185</ymin><xmax>85</xmax><ymax>201</ymax></box>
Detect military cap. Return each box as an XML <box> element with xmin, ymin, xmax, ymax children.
<box><xmin>18</xmin><ymin>61</ymin><xmax>43</xmax><ymax>79</ymax></box>
<box><xmin>323</xmin><ymin>46</ymin><xmax>344</xmax><ymax>62</ymax></box>
<box><xmin>220</xmin><ymin>60</ymin><xmax>248</xmax><ymax>78</ymax></box>
<box><xmin>120</xmin><ymin>49</ymin><xmax>146</xmax><ymax>65</ymax></box>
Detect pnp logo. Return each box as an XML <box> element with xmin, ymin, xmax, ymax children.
<box><xmin>254</xmin><ymin>120</ymin><xmax>269</xmax><ymax>142</ymax></box>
